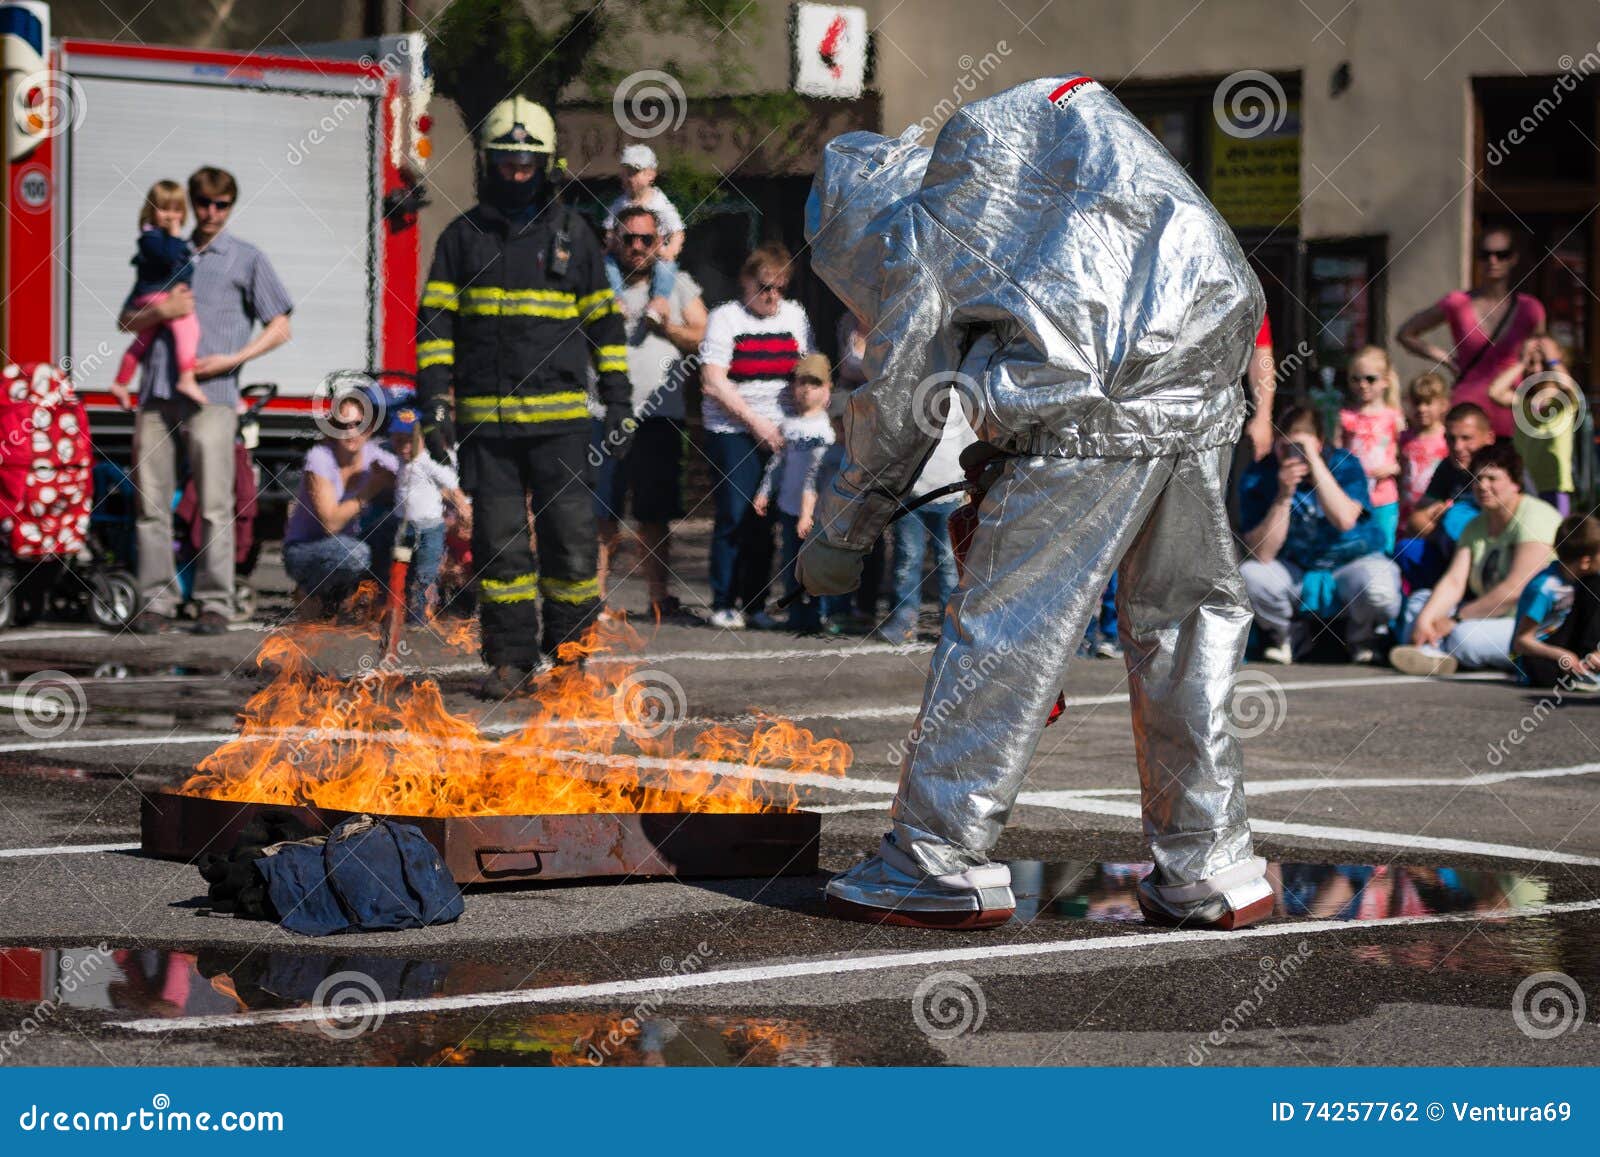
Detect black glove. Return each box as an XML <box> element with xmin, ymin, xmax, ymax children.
<box><xmin>422</xmin><ymin>399</ymin><xmax>455</xmax><ymax>462</ymax></box>
<box><xmin>796</xmin><ymin>537</ymin><xmax>867</xmax><ymax>596</ymax></box>
<box><xmin>603</xmin><ymin>403</ymin><xmax>638</xmax><ymax>462</ymax></box>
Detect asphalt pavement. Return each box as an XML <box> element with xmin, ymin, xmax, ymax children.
<box><xmin>1</xmin><ymin>524</ymin><xmax>1597</xmax><ymax>1067</ymax></box>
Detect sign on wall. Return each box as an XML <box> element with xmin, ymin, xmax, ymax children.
<box><xmin>1209</xmin><ymin>101</ymin><xmax>1301</xmax><ymax>231</ymax></box>
<box><xmin>791</xmin><ymin>3</ymin><xmax>867</xmax><ymax>100</ymax></box>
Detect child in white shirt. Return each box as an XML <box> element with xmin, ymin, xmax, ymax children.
<box><xmin>388</xmin><ymin>405</ymin><xmax>470</xmax><ymax>623</ymax></box>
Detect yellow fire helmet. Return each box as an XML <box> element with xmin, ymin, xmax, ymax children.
<box><xmin>481</xmin><ymin>96</ymin><xmax>556</xmax><ymax>156</ymax></box>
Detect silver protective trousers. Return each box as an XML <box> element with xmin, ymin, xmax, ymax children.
<box><xmin>888</xmin><ymin>445</ymin><xmax>1255</xmax><ymax>888</ymax></box>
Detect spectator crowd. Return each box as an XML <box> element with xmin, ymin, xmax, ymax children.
<box><xmin>103</xmin><ymin>153</ymin><xmax>1600</xmax><ymax>698</ymax></box>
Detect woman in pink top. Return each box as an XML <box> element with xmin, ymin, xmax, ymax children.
<box><xmin>1396</xmin><ymin>225</ymin><xmax>1546</xmax><ymax>439</ymax></box>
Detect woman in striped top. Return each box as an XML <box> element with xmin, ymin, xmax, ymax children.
<box><xmin>697</xmin><ymin>243</ymin><xmax>814</xmax><ymax>629</ymax></box>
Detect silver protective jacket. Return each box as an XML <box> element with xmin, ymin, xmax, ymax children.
<box><xmin>806</xmin><ymin>76</ymin><xmax>1266</xmax><ymax>551</ymax></box>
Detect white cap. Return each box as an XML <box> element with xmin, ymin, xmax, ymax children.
<box><xmin>619</xmin><ymin>143</ymin><xmax>658</xmax><ymax>170</ymax></box>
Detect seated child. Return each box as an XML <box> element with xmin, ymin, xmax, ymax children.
<box><xmin>604</xmin><ymin>144</ymin><xmax>683</xmax><ymax>315</ymax></box>
<box><xmin>1512</xmin><ymin>513</ymin><xmax>1600</xmax><ymax>689</ymax></box>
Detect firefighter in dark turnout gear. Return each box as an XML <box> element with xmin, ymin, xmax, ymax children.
<box><xmin>416</xmin><ymin>97</ymin><xmax>630</xmax><ymax>696</ymax></box>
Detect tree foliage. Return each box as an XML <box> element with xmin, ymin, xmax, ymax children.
<box><xmin>429</xmin><ymin>0</ymin><xmax>765</xmax><ymax>143</ymax></box>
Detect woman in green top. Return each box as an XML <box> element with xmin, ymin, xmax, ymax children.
<box><xmin>1391</xmin><ymin>441</ymin><xmax>1560</xmax><ymax>676</ymax></box>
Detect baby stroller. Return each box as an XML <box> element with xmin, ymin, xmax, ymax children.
<box><xmin>0</xmin><ymin>362</ymin><xmax>137</xmax><ymax>629</ymax></box>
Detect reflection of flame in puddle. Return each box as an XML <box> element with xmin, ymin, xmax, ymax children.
<box><xmin>0</xmin><ymin>945</ymin><xmax>836</xmax><ymax>1067</ymax></box>
<box><xmin>180</xmin><ymin>621</ymin><xmax>850</xmax><ymax>816</ymax></box>
<box><xmin>442</xmin><ymin>1012</ymin><xmax>833</xmax><ymax>1067</ymax></box>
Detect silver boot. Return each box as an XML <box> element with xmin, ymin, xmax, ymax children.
<box><xmin>825</xmin><ymin>834</ymin><xmax>1016</xmax><ymax>929</ymax></box>
<box><xmin>1137</xmin><ymin>856</ymin><xmax>1275</xmax><ymax>930</ymax></box>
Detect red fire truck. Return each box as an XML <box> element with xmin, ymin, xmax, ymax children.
<box><xmin>0</xmin><ymin>0</ymin><xmax>429</xmax><ymax>478</ymax></box>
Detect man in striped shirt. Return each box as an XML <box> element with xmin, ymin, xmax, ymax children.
<box><xmin>122</xmin><ymin>166</ymin><xmax>293</xmax><ymax>636</ymax></box>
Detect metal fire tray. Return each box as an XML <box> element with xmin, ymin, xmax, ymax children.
<box><xmin>140</xmin><ymin>791</ymin><xmax>820</xmax><ymax>885</ymax></box>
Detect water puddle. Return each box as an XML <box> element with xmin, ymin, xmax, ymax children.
<box><xmin>1005</xmin><ymin>860</ymin><xmax>1549</xmax><ymax>924</ymax></box>
<box><xmin>0</xmin><ymin>860</ymin><xmax>1582</xmax><ymax>1064</ymax></box>
<box><xmin>0</xmin><ymin>946</ymin><xmax>839</xmax><ymax>1066</ymax></box>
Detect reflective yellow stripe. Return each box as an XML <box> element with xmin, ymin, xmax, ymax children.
<box><xmin>417</xmin><ymin>339</ymin><xmax>454</xmax><ymax>369</ymax></box>
<box><xmin>539</xmin><ymin>575</ymin><xmax>601</xmax><ymax>604</ymax></box>
<box><xmin>577</xmin><ymin>288</ymin><xmax>618</xmax><ymax>324</ymax></box>
<box><xmin>480</xmin><ymin>573</ymin><xmax>541</xmax><ymax>604</ymax></box>
<box><xmin>594</xmin><ymin>344</ymin><xmax>628</xmax><ymax>375</ymax></box>
<box><xmin>457</xmin><ymin>393</ymin><xmax>592</xmax><ymax>424</ymax></box>
<box><xmin>421</xmin><ymin>280</ymin><xmax>459</xmax><ymax>311</ymax></box>
<box><xmin>460</xmin><ymin>287</ymin><xmax>578</xmax><ymax>318</ymax></box>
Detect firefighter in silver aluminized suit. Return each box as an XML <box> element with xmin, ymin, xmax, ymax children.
<box><xmin>798</xmin><ymin>76</ymin><xmax>1273</xmax><ymax>931</ymax></box>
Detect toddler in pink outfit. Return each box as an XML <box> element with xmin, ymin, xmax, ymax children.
<box><xmin>111</xmin><ymin>180</ymin><xmax>204</xmax><ymax>408</ymax></box>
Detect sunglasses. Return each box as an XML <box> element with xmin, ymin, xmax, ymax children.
<box><xmin>1348</xmin><ymin>373</ymin><xmax>1382</xmax><ymax>384</ymax></box>
<box><xmin>1479</xmin><ymin>246</ymin><xmax>1514</xmax><ymax>260</ymax></box>
<box><xmin>327</xmin><ymin>417</ymin><xmax>365</xmax><ymax>433</ymax></box>
<box><xmin>621</xmin><ymin>232</ymin><xmax>658</xmax><ymax>245</ymax></box>
<box><xmin>193</xmin><ymin>196</ymin><xmax>233</xmax><ymax>211</ymax></box>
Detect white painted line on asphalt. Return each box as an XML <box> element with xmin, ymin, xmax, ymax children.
<box><xmin>0</xmin><ymin>841</ymin><xmax>139</xmax><ymax>859</ymax></box>
<box><xmin>0</xmin><ymin>734</ymin><xmax>235</xmax><ymax>755</ymax></box>
<box><xmin>108</xmin><ymin>896</ymin><xmax>1600</xmax><ymax>1035</ymax></box>
<box><xmin>0</xmin><ymin>629</ymin><xmax>106</xmax><ymax>642</ymax></box>
<box><xmin>1243</xmin><ymin>762</ymin><xmax>1600</xmax><ymax>796</ymax></box>
<box><xmin>1017</xmin><ymin>791</ymin><xmax>1600</xmax><ymax>867</ymax></box>
<box><xmin>771</xmin><ymin>671</ymin><xmax>1508</xmax><ymax>721</ymax></box>
<box><xmin>592</xmin><ymin>641</ymin><xmax>934</xmax><ymax>665</ymax></box>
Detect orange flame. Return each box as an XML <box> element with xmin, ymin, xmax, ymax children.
<box><xmin>182</xmin><ymin>621</ymin><xmax>849</xmax><ymax>815</ymax></box>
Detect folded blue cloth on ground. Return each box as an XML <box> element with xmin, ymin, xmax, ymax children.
<box><xmin>255</xmin><ymin>814</ymin><xmax>464</xmax><ymax>936</ymax></box>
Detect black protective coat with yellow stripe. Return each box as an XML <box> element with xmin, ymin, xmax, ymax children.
<box><xmin>415</xmin><ymin>199</ymin><xmax>628</xmax><ymax>432</ymax></box>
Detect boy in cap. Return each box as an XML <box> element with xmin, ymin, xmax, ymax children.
<box><xmin>604</xmin><ymin>143</ymin><xmax>686</xmax><ymax>318</ymax></box>
<box><xmin>752</xmin><ymin>353</ymin><xmax>837</xmax><ymax>632</ymax></box>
